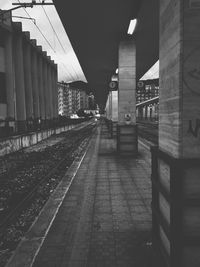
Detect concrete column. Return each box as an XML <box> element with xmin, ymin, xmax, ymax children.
<box><xmin>37</xmin><ymin>46</ymin><xmax>45</xmax><ymax>120</ymax></box>
<box><xmin>23</xmin><ymin>33</ymin><xmax>33</xmax><ymax>120</ymax></box>
<box><xmin>159</xmin><ymin>0</ymin><xmax>200</xmax><ymax>158</ymax></box>
<box><xmin>43</xmin><ymin>53</ymin><xmax>50</xmax><ymax>119</ymax></box>
<box><xmin>13</xmin><ymin>23</ymin><xmax>26</xmax><ymax>131</ymax></box>
<box><xmin>52</xmin><ymin>63</ymin><xmax>58</xmax><ymax>119</ymax></box>
<box><xmin>54</xmin><ymin>66</ymin><xmax>58</xmax><ymax>118</ymax></box>
<box><xmin>5</xmin><ymin>32</ymin><xmax>15</xmax><ymax>119</ymax></box>
<box><xmin>111</xmin><ymin>90</ymin><xmax>118</xmax><ymax>122</ymax></box>
<box><xmin>118</xmin><ymin>39</ymin><xmax>136</xmax><ymax>124</ymax></box>
<box><xmin>111</xmin><ymin>90</ymin><xmax>118</xmax><ymax>137</ymax></box>
<box><xmin>152</xmin><ymin>2</ymin><xmax>200</xmax><ymax>267</ymax></box>
<box><xmin>47</xmin><ymin>57</ymin><xmax>53</xmax><ymax>119</ymax></box>
<box><xmin>108</xmin><ymin>91</ymin><xmax>112</xmax><ymax>120</ymax></box>
<box><xmin>117</xmin><ymin>39</ymin><xmax>137</xmax><ymax>154</ymax></box>
<box><xmin>105</xmin><ymin>95</ymin><xmax>110</xmax><ymax>119</ymax></box>
<box><xmin>31</xmin><ymin>40</ymin><xmax>40</xmax><ymax>119</ymax></box>
<box><xmin>50</xmin><ymin>64</ymin><xmax>55</xmax><ymax>118</ymax></box>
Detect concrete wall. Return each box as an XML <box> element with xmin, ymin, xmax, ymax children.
<box><xmin>0</xmin><ymin>122</ymin><xmax>86</xmax><ymax>157</ymax></box>
<box><xmin>0</xmin><ymin>17</ymin><xmax>58</xmax><ymax>126</ymax></box>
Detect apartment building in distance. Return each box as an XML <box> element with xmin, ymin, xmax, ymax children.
<box><xmin>136</xmin><ymin>79</ymin><xmax>159</xmax><ymax>103</ymax></box>
<box><xmin>58</xmin><ymin>82</ymin><xmax>89</xmax><ymax>117</ymax></box>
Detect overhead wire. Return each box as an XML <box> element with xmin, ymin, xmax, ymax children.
<box><xmin>16</xmin><ymin>0</ymin><xmax>78</xmax><ymax>81</ymax></box>
<box><xmin>17</xmin><ymin>0</ymin><xmax>56</xmax><ymax>53</ymax></box>
<box><xmin>38</xmin><ymin>0</ymin><xmax>80</xmax><ymax>80</ymax></box>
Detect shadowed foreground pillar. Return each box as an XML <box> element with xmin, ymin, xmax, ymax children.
<box><xmin>152</xmin><ymin>1</ymin><xmax>200</xmax><ymax>266</ymax></box>
<box><xmin>13</xmin><ymin>23</ymin><xmax>26</xmax><ymax>132</ymax></box>
<box><xmin>117</xmin><ymin>39</ymin><xmax>137</xmax><ymax>155</ymax></box>
<box><xmin>23</xmin><ymin>33</ymin><xmax>33</xmax><ymax>120</ymax></box>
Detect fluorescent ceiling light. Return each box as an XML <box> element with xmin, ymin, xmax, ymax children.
<box><xmin>127</xmin><ymin>19</ymin><xmax>137</xmax><ymax>35</ymax></box>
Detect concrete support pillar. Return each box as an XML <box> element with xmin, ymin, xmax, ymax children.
<box><xmin>117</xmin><ymin>39</ymin><xmax>137</xmax><ymax>154</ymax></box>
<box><xmin>111</xmin><ymin>90</ymin><xmax>118</xmax><ymax>137</ymax></box>
<box><xmin>152</xmin><ymin>2</ymin><xmax>200</xmax><ymax>267</ymax></box>
<box><xmin>118</xmin><ymin>40</ymin><xmax>136</xmax><ymax>124</ymax></box>
<box><xmin>5</xmin><ymin>32</ymin><xmax>15</xmax><ymax>119</ymax></box>
<box><xmin>47</xmin><ymin>58</ymin><xmax>53</xmax><ymax>119</ymax></box>
<box><xmin>31</xmin><ymin>41</ymin><xmax>40</xmax><ymax>119</ymax></box>
<box><xmin>51</xmin><ymin>63</ymin><xmax>58</xmax><ymax>119</ymax></box>
<box><xmin>13</xmin><ymin>24</ymin><xmax>26</xmax><ymax>131</ymax></box>
<box><xmin>108</xmin><ymin>92</ymin><xmax>112</xmax><ymax>120</ymax></box>
<box><xmin>37</xmin><ymin>47</ymin><xmax>45</xmax><ymax>120</ymax></box>
<box><xmin>43</xmin><ymin>54</ymin><xmax>50</xmax><ymax>120</ymax></box>
<box><xmin>111</xmin><ymin>91</ymin><xmax>118</xmax><ymax>122</ymax></box>
<box><xmin>107</xmin><ymin>91</ymin><xmax>113</xmax><ymax>136</ymax></box>
<box><xmin>50</xmin><ymin>65</ymin><xmax>55</xmax><ymax>119</ymax></box>
<box><xmin>54</xmin><ymin>66</ymin><xmax>58</xmax><ymax>118</ymax></box>
<box><xmin>23</xmin><ymin>34</ymin><xmax>33</xmax><ymax>120</ymax></box>
<box><xmin>105</xmin><ymin>95</ymin><xmax>110</xmax><ymax>119</ymax></box>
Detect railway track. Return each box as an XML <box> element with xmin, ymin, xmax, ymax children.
<box><xmin>0</xmin><ymin>121</ymin><xmax>96</xmax><ymax>266</ymax></box>
<box><xmin>137</xmin><ymin>121</ymin><xmax>158</xmax><ymax>145</ymax></box>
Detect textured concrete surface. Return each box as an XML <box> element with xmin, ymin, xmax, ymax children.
<box><xmin>31</xmin><ymin>121</ymin><xmax>163</xmax><ymax>267</ymax></box>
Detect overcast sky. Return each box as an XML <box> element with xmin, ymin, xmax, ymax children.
<box><xmin>0</xmin><ymin>0</ymin><xmax>87</xmax><ymax>83</ymax></box>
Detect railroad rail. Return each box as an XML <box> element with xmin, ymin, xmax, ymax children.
<box><xmin>0</xmin><ymin>121</ymin><xmax>97</xmax><ymax>266</ymax></box>
<box><xmin>137</xmin><ymin>120</ymin><xmax>158</xmax><ymax>145</ymax></box>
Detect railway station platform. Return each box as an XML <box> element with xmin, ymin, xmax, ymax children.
<box><xmin>7</xmin><ymin>121</ymin><xmax>164</xmax><ymax>267</ymax></box>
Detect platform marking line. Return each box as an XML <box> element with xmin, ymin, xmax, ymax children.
<box><xmin>5</xmin><ymin>133</ymin><xmax>93</xmax><ymax>267</ymax></box>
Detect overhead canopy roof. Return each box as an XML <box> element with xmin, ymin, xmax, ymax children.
<box><xmin>53</xmin><ymin>0</ymin><xmax>159</xmax><ymax>107</ymax></box>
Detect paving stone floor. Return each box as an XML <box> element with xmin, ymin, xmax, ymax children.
<box><xmin>32</xmin><ymin>122</ymin><xmax>164</xmax><ymax>267</ymax></box>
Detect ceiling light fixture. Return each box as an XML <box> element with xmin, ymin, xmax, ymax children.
<box><xmin>127</xmin><ymin>19</ymin><xmax>137</xmax><ymax>35</ymax></box>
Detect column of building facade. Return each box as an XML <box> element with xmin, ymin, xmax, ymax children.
<box><xmin>37</xmin><ymin>46</ymin><xmax>45</xmax><ymax>122</ymax></box>
<box><xmin>117</xmin><ymin>39</ymin><xmax>137</xmax><ymax>154</ymax></box>
<box><xmin>53</xmin><ymin>63</ymin><xmax>58</xmax><ymax>118</ymax></box>
<box><xmin>152</xmin><ymin>1</ymin><xmax>200</xmax><ymax>266</ymax></box>
<box><xmin>108</xmin><ymin>92</ymin><xmax>112</xmax><ymax>120</ymax></box>
<box><xmin>31</xmin><ymin>40</ymin><xmax>40</xmax><ymax>120</ymax></box>
<box><xmin>13</xmin><ymin>22</ymin><xmax>26</xmax><ymax>131</ymax></box>
<box><xmin>23</xmin><ymin>32</ymin><xmax>33</xmax><ymax>122</ymax></box>
<box><xmin>42</xmin><ymin>52</ymin><xmax>50</xmax><ymax>120</ymax></box>
<box><xmin>111</xmin><ymin>90</ymin><xmax>118</xmax><ymax>122</ymax></box>
<box><xmin>51</xmin><ymin>62</ymin><xmax>57</xmax><ymax>119</ymax></box>
<box><xmin>51</xmin><ymin>63</ymin><xmax>56</xmax><ymax>119</ymax></box>
<box><xmin>109</xmin><ymin>90</ymin><xmax>118</xmax><ymax>137</ymax></box>
<box><xmin>46</xmin><ymin>57</ymin><xmax>53</xmax><ymax>119</ymax></box>
<box><xmin>4</xmin><ymin>31</ymin><xmax>15</xmax><ymax>120</ymax></box>
<box><xmin>54</xmin><ymin>65</ymin><xmax>58</xmax><ymax>118</ymax></box>
<box><xmin>49</xmin><ymin>62</ymin><xmax>55</xmax><ymax>118</ymax></box>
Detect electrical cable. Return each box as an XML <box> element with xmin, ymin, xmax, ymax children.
<box><xmin>38</xmin><ymin>0</ymin><xmax>80</xmax><ymax>80</ymax></box>
<box><xmin>16</xmin><ymin>0</ymin><xmax>77</xmax><ymax>81</ymax></box>
<box><xmin>17</xmin><ymin>0</ymin><xmax>56</xmax><ymax>53</ymax></box>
